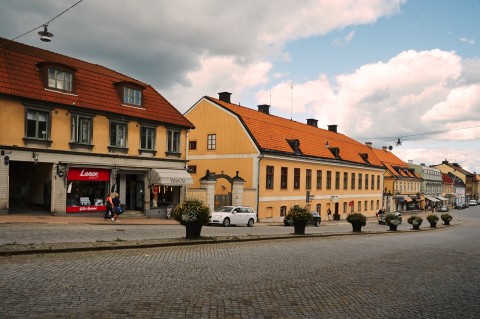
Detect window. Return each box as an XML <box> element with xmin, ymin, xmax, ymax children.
<box><xmin>351</xmin><ymin>173</ymin><xmax>355</xmax><ymax>190</ymax></box>
<box><xmin>48</xmin><ymin>68</ymin><xmax>72</xmax><ymax>91</ymax></box>
<box><xmin>335</xmin><ymin>172</ymin><xmax>340</xmax><ymax>190</ymax></box>
<box><xmin>343</xmin><ymin>202</ymin><xmax>347</xmax><ymax>213</ymax></box>
<box><xmin>26</xmin><ymin>109</ymin><xmax>50</xmax><ymax>140</ymax></box>
<box><xmin>266</xmin><ymin>166</ymin><xmax>274</xmax><ymax>189</ymax></box>
<box><xmin>316</xmin><ymin>204</ymin><xmax>321</xmax><ymax>213</ymax></box>
<box><xmin>207</xmin><ymin>134</ymin><xmax>216</xmax><ymax>150</ymax></box>
<box><xmin>294</xmin><ymin>168</ymin><xmax>300</xmax><ymax>189</ymax></box>
<box><xmin>140</xmin><ymin>126</ymin><xmax>155</xmax><ymax>150</ymax></box>
<box><xmin>167</xmin><ymin>129</ymin><xmax>181</xmax><ymax>153</ymax></box>
<box><xmin>371</xmin><ymin>175</ymin><xmax>375</xmax><ymax>190</ymax></box>
<box><xmin>110</xmin><ymin>122</ymin><xmax>127</xmax><ymax>147</ymax></box>
<box><xmin>71</xmin><ymin>114</ymin><xmax>92</xmax><ymax>144</ymax></box>
<box><xmin>316</xmin><ymin>170</ymin><xmax>322</xmax><ymax>189</ymax></box>
<box><xmin>326</xmin><ymin>171</ymin><xmax>332</xmax><ymax>190</ymax></box>
<box><xmin>187</xmin><ymin>165</ymin><xmax>197</xmax><ymax>174</ymax></box>
<box><xmin>189</xmin><ymin>141</ymin><xmax>197</xmax><ymax>150</ymax></box>
<box><xmin>280</xmin><ymin>206</ymin><xmax>287</xmax><ymax>216</ymax></box>
<box><xmin>365</xmin><ymin>174</ymin><xmax>369</xmax><ymax>189</ymax></box>
<box><xmin>281</xmin><ymin>167</ymin><xmax>288</xmax><ymax>189</ymax></box>
<box><xmin>123</xmin><ymin>87</ymin><xmax>142</xmax><ymax>106</ymax></box>
<box><xmin>358</xmin><ymin>173</ymin><xmax>363</xmax><ymax>190</ymax></box>
<box><xmin>343</xmin><ymin>172</ymin><xmax>348</xmax><ymax>190</ymax></box>
<box><xmin>358</xmin><ymin>201</ymin><xmax>361</xmax><ymax>212</ymax></box>
<box><xmin>376</xmin><ymin>200</ymin><xmax>379</xmax><ymax>209</ymax></box>
<box><xmin>370</xmin><ymin>200</ymin><xmax>374</xmax><ymax>210</ymax></box>
<box><xmin>364</xmin><ymin>201</ymin><xmax>368</xmax><ymax>211</ymax></box>
<box><xmin>306</xmin><ymin>169</ymin><xmax>312</xmax><ymax>190</ymax></box>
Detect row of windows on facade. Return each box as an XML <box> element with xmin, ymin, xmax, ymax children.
<box><xmin>47</xmin><ymin>68</ymin><xmax>143</xmax><ymax>107</ymax></box>
<box><xmin>26</xmin><ymin>108</ymin><xmax>181</xmax><ymax>153</ymax></box>
<box><xmin>394</xmin><ymin>181</ymin><xmax>421</xmax><ymax>193</ymax></box>
<box><xmin>265</xmin><ymin>166</ymin><xmax>382</xmax><ymax>191</ymax></box>
<box><xmin>279</xmin><ymin>200</ymin><xmax>381</xmax><ymax>216</ymax></box>
<box><xmin>188</xmin><ymin>134</ymin><xmax>216</xmax><ymax>151</ymax></box>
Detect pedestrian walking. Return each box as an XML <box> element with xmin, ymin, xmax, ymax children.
<box><xmin>111</xmin><ymin>193</ymin><xmax>122</xmax><ymax>222</ymax></box>
<box><xmin>104</xmin><ymin>193</ymin><xmax>114</xmax><ymax>221</ymax></box>
<box><xmin>327</xmin><ymin>208</ymin><xmax>332</xmax><ymax>221</ymax></box>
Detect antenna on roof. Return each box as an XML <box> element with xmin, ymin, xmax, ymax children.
<box><xmin>290</xmin><ymin>82</ymin><xmax>293</xmax><ymax>120</ymax></box>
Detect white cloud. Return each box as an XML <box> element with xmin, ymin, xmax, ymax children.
<box><xmin>333</xmin><ymin>30</ymin><xmax>356</xmax><ymax>46</ymax></box>
<box><xmin>460</xmin><ymin>37</ymin><xmax>475</xmax><ymax>45</ymax></box>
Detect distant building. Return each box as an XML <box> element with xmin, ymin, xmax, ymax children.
<box><xmin>434</xmin><ymin>160</ymin><xmax>475</xmax><ymax>202</ymax></box>
<box><xmin>0</xmin><ymin>38</ymin><xmax>194</xmax><ymax>215</ymax></box>
<box><xmin>407</xmin><ymin>163</ymin><xmax>444</xmax><ymax>209</ymax></box>
<box><xmin>184</xmin><ymin>92</ymin><xmax>386</xmax><ymax>221</ymax></box>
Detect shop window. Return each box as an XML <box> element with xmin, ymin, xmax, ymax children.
<box><xmin>281</xmin><ymin>167</ymin><xmax>288</xmax><ymax>189</ymax></box>
<box><xmin>343</xmin><ymin>202</ymin><xmax>347</xmax><ymax>213</ymax></box>
<box><xmin>71</xmin><ymin>114</ymin><xmax>92</xmax><ymax>145</ymax></box>
<box><xmin>110</xmin><ymin>121</ymin><xmax>127</xmax><ymax>148</ymax></box>
<box><xmin>294</xmin><ymin>168</ymin><xmax>300</xmax><ymax>189</ymax></box>
<box><xmin>280</xmin><ymin>206</ymin><xmax>287</xmax><ymax>216</ymax></box>
<box><xmin>306</xmin><ymin>169</ymin><xmax>312</xmax><ymax>190</ymax></box>
<box><xmin>140</xmin><ymin>126</ymin><xmax>155</xmax><ymax>151</ymax></box>
<box><xmin>266</xmin><ymin>166</ymin><xmax>274</xmax><ymax>189</ymax></box>
<box><xmin>66</xmin><ymin>168</ymin><xmax>110</xmax><ymax>213</ymax></box>
<box><xmin>25</xmin><ymin>108</ymin><xmax>50</xmax><ymax>140</ymax></box>
<box><xmin>167</xmin><ymin>129</ymin><xmax>181</xmax><ymax>155</ymax></box>
<box><xmin>207</xmin><ymin>134</ymin><xmax>216</xmax><ymax>150</ymax></box>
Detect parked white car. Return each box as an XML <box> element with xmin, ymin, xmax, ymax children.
<box><xmin>468</xmin><ymin>200</ymin><xmax>477</xmax><ymax>206</ymax></box>
<box><xmin>209</xmin><ymin>206</ymin><xmax>257</xmax><ymax>227</ymax></box>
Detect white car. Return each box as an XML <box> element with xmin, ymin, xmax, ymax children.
<box><xmin>209</xmin><ymin>206</ymin><xmax>257</xmax><ymax>227</ymax></box>
<box><xmin>468</xmin><ymin>200</ymin><xmax>477</xmax><ymax>206</ymax></box>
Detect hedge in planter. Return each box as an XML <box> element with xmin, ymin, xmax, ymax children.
<box><xmin>286</xmin><ymin>205</ymin><xmax>311</xmax><ymax>235</ymax></box>
<box><xmin>385</xmin><ymin>213</ymin><xmax>401</xmax><ymax>231</ymax></box>
<box><xmin>407</xmin><ymin>215</ymin><xmax>423</xmax><ymax>230</ymax></box>
<box><xmin>426</xmin><ymin>214</ymin><xmax>439</xmax><ymax>228</ymax></box>
<box><xmin>172</xmin><ymin>198</ymin><xmax>211</xmax><ymax>239</ymax></box>
<box><xmin>346</xmin><ymin>213</ymin><xmax>367</xmax><ymax>232</ymax></box>
<box><xmin>441</xmin><ymin>213</ymin><xmax>453</xmax><ymax>225</ymax></box>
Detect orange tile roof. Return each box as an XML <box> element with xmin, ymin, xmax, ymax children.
<box><xmin>0</xmin><ymin>38</ymin><xmax>193</xmax><ymax>128</ymax></box>
<box><xmin>206</xmin><ymin>96</ymin><xmax>384</xmax><ymax>168</ymax></box>
<box><xmin>372</xmin><ymin>148</ymin><xmax>420</xmax><ymax>178</ymax></box>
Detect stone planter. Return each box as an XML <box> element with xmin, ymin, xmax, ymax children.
<box><xmin>443</xmin><ymin>220</ymin><xmax>450</xmax><ymax>225</ymax></box>
<box><xmin>185</xmin><ymin>221</ymin><xmax>203</xmax><ymax>239</ymax></box>
<box><xmin>412</xmin><ymin>224</ymin><xmax>420</xmax><ymax>230</ymax></box>
<box><xmin>389</xmin><ymin>224</ymin><xmax>398</xmax><ymax>231</ymax></box>
<box><xmin>429</xmin><ymin>222</ymin><xmax>437</xmax><ymax>228</ymax></box>
<box><xmin>293</xmin><ymin>221</ymin><xmax>307</xmax><ymax>235</ymax></box>
<box><xmin>351</xmin><ymin>223</ymin><xmax>363</xmax><ymax>232</ymax></box>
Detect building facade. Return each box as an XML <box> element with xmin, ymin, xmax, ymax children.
<box><xmin>434</xmin><ymin>160</ymin><xmax>476</xmax><ymax>202</ymax></box>
<box><xmin>184</xmin><ymin>92</ymin><xmax>386</xmax><ymax>222</ymax></box>
<box><xmin>0</xmin><ymin>38</ymin><xmax>194</xmax><ymax>216</ymax></box>
<box><xmin>407</xmin><ymin>163</ymin><xmax>444</xmax><ymax>209</ymax></box>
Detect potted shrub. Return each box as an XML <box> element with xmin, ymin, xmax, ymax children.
<box><xmin>172</xmin><ymin>198</ymin><xmax>211</xmax><ymax>239</ymax></box>
<box><xmin>441</xmin><ymin>213</ymin><xmax>453</xmax><ymax>225</ymax></box>
<box><xmin>407</xmin><ymin>215</ymin><xmax>423</xmax><ymax>230</ymax></box>
<box><xmin>426</xmin><ymin>214</ymin><xmax>439</xmax><ymax>228</ymax></box>
<box><xmin>286</xmin><ymin>205</ymin><xmax>312</xmax><ymax>235</ymax></box>
<box><xmin>384</xmin><ymin>213</ymin><xmax>401</xmax><ymax>231</ymax></box>
<box><xmin>333</xmin><ymin>212</ymin><xmax>341</xmax><ymax>221</ymax></box>
<box><xmin>346</xmin><ymin>213</ymin><xmax>367</xmax><ymax>232</ymax></box>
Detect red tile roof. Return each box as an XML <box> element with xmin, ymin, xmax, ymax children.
<box><xmin>371</xmin><ymin>148</ymin><xmax>420</xmax><ymax>178</ymax></box>
<box><xmin>0</xmin><ymin>37</ymin><xmax>193</xmax><ymax>128</ymax></box>
<box><xmin>206</xmin><ymin>96</ymin><xmax>384</xmax><ymax>167</ymax></box>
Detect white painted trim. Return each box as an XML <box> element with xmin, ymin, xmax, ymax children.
<box><xmin>188</xmin><ymin>153</ymin><xmax>258</xmax><ymax>160</ymax></box>
<box><xmin>260</xmin><ymin>193</ymin><xmax>382</xmax><ymax>202</ymax></box>
<box><xmin>44</xmin><ymin>88</ymin><xmax>78</xmax><ymax>96</ymax></box>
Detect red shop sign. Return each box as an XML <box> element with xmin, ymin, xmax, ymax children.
<box><xmin>67</xmin><ymin>168</ymin><xmax>110</xmax><ymax>181</ymax></box>
<box><xmin>67</xmin><ymin>205</ymin><xmax>106</xmax><ymax>213</ymax></box>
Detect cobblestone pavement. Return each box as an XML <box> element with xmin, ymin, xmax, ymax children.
<box><xmin>0</xmin><ymin>209</ymin><xmax>478</xmax><ymax>318</ymax></box>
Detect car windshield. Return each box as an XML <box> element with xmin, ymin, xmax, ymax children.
<box><xmin>217</xmin><ymin>206</ymin><xmax>234</xmax><ymax>212</ymax></box>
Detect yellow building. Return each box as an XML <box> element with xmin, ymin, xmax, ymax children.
<box><xmin>0</xmin><ymin>38</ymin><xmax>194</xmax><ymax>216</ymax></box>
<box><xmin>185</xmin><ymin>92</ymin><xmax>386</xmax><ymax>222</ymax></box>
<box><xmin>371</xmin><ymin>148</ymin><xmax>423</xmax><ymax>212</ymax></box>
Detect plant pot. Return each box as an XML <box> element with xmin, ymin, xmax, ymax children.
<box><xmin>293</xmin><ymin>220</ymin><xmax>307</xmax><ymax>235</ymax></box>
<box><xmin>429</xmin><ymin>222</ymin><xmax>437</xmax><ymax>228</ymax></box>
<box><xmin>389</xmin><ymin>224</ymin><xmax>398</xmax><ymax>231</ymax></box>
<box><xmin>185</xmin><ymin>221</ymin><xmax>203</xmax><ymax>239</ymax></box>
<box><xmin>351</xmin><ymin>223</ymin><xmax>363</xmax><ymax>232</ymax></box>
<box><xmin>412</xmin><ymin>224</ymin><xmax>420</xmax><ymax>230</ymax></box>
<box><xmin>443</xmin><ymin>220</ymin><xmax>450</xmax><ymax>225</ymax></box>
<box><xmin>333</xmin><ymin>214</ymin><xmax>340</xmax><ymax>221</ymax></box>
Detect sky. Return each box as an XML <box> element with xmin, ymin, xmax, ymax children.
<box><xmin>1</xmin><ymin>0</ymin><xmax>479</xmax><ymax>173</ymax></box>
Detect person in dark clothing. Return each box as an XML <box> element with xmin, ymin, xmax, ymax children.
<box><xmin>111</xmin><ymin>193</ymin><xmax>122</xmax><ymax>222</ymax></box>
<box><xmin>104</xmin><ymin>193</ymin><xmax>114</xmax><ymax>221</ymax></box>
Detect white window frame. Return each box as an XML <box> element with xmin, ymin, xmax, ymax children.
<box><xmin>140</xmin><ymin>126</ymin><xmax>155</xmax><ymax>150</ymax></box>
<box><xmin>123</xmin><ymin>87</ymin><xmax>142</xmax><ymax>106</ymax></box>
<box><xmin>71</xmin><ymin>114</ymin><xmax>92</xmax><ymax>144</ymax></box>
<box><xmin>110</xmin><ymin>122</ymin><xmax>127</xmax><ymax>148</ymax></box>
<box><xmin>26</xmin><ymin>109</ymin><xmax>50</xmax><ymax>140</ymax></box>
<box><xmin>167</xmin><ymin>129</ymin><xmax>181</xmax><ymax>153</ymax></box>
<box><xmin>48</xmin><ymin>68</ymin><xmax>72</xmax><ymax>91</ymax></box>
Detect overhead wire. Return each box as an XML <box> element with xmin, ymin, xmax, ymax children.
<box><xmin>354</xmin><ymin>125</ymin><xmax>480</xmax><ymax>141</ymax></box>
<box><xmin>0</xmin><ymin>0</ymin><xmax>85</xmax><ymax>48</ymax></box>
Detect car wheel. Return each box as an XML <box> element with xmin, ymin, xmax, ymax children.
<box><xmin>223</xmin><ymin>217</ymin><xmax>231</xmax><ymax>227</ymax></box>
<box><xmin>247</xmin><ymin>218</ymin><xmax>254</xmax><ymax>227</ymax></box>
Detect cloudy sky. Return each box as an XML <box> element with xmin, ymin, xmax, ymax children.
<box><xmin>1</xmin><ymin>0</ymin><xmax>479</xmax><ymax>173</ymax></box>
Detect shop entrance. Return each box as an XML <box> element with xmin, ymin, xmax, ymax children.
<box><xmin>125</xmin><ymin>175</ymin><xmax>144</xmax><ymax>211</ymax></box>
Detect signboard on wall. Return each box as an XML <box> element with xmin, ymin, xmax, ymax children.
<box><xmin>67</xmin><ymin>168</ymin><xmax>110</xmax><ymax>181</ymax></box>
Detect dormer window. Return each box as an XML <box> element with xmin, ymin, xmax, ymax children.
<box><xmin>123</xmin><ymin>86</ymin><xmax>142</xmax><ymax>106</ymax></box>
<box><xmin>286</xmin><ymin>138</ymin><xmax>302</xmax><ymax>155</ymax></box>
<box><xmin>48</xmin><ymin>68</ymin><xmax>72</xmax><ymax>91</ymax></box>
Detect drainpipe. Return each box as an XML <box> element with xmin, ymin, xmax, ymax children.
<box><xmin>256</xmin><ymin>153</ymin><xmax>264</xmax><ymax>221</ymax></box>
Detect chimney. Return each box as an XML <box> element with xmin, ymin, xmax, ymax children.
<box><xmin>442</xmin><ymin>159</ymin><xmax>449</xmax><ymax>164</ymax></box>
<box><xmin>382</xmin><ymin>146</ymin><xmax>388</xmax><ymax>151</ymax></box>
<box><xmin>257</xmin><ymin>104</ymin><xmax>270</xmax><ymax>114</ymax></box>
<box><xmin>327</xmin><ymin>125</ymin><xmax>338</xmax><ymax>133</ymax></box>
<box><xmin>365</xmin><ymin>142</ymin><xmax>372</xmax><ymax>148</ymax></box>
<box><xmin>218</xmin><ymin>92</ymin><xmax>231</xmax><ymax>103</ymax></box>
<box><xmin>306</xmin><ymin>118</ymin><xmax>318</xmax><ymax>127</ymax></box>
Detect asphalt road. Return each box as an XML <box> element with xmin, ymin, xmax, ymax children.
<box><xmin>0</xmin><ymin>208</ymin><xmax>478</xmax><ymax>318</ymax></box>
